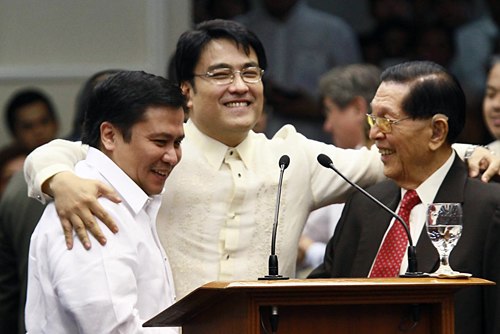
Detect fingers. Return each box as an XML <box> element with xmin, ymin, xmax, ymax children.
<box><xmin>479</xmin><ymin>158</ymin><xmax>500</xmax><ymax>183</ymax></box>
<box><xmin>71</xmin><ymin>197</ymin><xmax>111</xmax><ymax>247</ymax></box>
<box><xmin>61</xmin><ymin>218</ymin><xmax>75</xmax><ymax>250</ymax></box>
<box><xmin>50</xmin><ymin>173</ymin><xmax>120</xmax><ymax>250</ymax></box>
<box><xmin>98</xmin><ymin>183</ymin><xmax>122</xmax><ymax>204</ymax></box>
<box><xmin>61</xmin><ymin>214</ymin><xmax>92</xmax><ymax>250</ymax></box>
<box><xmin>466</xmin><ymin>146</ymin><xmax>500</xmax><ymax>182</ymax></box>
<box><xmin>73</xmin><ymin>216</ymin><xmax>92</xmax><ymax>250</ymax></box>
<box><xmin>95</xmin><ymin>184</ymin><xmax>120</xmax><ymax>234</ymax></box>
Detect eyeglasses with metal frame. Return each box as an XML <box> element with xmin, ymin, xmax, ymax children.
<box><xmin>366</xmin><ymin>114</ymin><xmax>411</xmax><ymax>134</ymax></box>
<box><xmin>194</xmin><ymin>67</ymin><xmax>264</xmax><ymax>85</ymax></box>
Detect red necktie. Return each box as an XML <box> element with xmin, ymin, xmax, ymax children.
<box><xmin>370</xmin><ymin>189</ymin><xmax>421</xmax><ymax>277</ymax></box>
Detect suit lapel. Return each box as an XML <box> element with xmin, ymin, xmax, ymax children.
<box><xmin>351</xmin><ymin>183</ymin><xmax>401</xmax><ymax>276</ymax></box>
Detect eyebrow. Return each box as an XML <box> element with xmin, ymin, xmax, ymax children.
<box><xmin>206</xmin><ymin>61</ymin><xmax>259</xmax><ymax>71</ymax></box>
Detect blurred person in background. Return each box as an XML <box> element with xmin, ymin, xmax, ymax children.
<box><xmin>236</xmin><ymin>0</ymin><xmax>361</xmax><ymax>142</ymax></box>
<box><xmin>0</xmin><ymin>88</ymin><xmax>59</xmax><ymax>199</ymax></box>
<box><xmin>0</xmin><ymin>145</ymin><xmax>29</xmax><ymax>199</ymax></box>
<box><xmin>297</xmin><ymin>64</ymin><xmax>381</xmax><ymax>276</ymax></box>
<box><xmin>483</xmin><ymin>55</ymin><xmax>500</xmax><ymax>155</ymax></box>
<box><xmin>3</xmin><ymin>88</ymin><xmax>59</xmax><ymax>152</ymax></box>
<box><xmin>0</xmin><ymin>70</ymin><xmax>119</xmax><ymax>334</ymax></box>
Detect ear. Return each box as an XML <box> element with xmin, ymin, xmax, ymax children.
<box><xmin>429</xmin><ymin>115</ymin><xmax>449</xmax><ymax>150</ymax></box>
<box><xmin>100</xmin><ymin>121</ymin><xmax>117</xmax><ymax>151</ymax></box>
<box><xmin>180</xmin><ymin>81</ymin><xmax>194</xmax><ymax>110</ymax></box>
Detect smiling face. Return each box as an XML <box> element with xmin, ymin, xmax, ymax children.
<box><xmin>103</xmin><ymin>106</ymin><xmax>185</xmax><ymax>196</ymax></box>
<box><xmin>483</xmin><ymin>63</ymin><xmax>500</xmax><ymax>140</ymax></box>
<box><xmin>182</xmin><ymin>38</ymin><xmax>264</xmax><ymax>147</ymax></box>
<box><xmin>369</xmin><ymin>82</ymin><xmax>445</xmax><ymax>188</ymax></box>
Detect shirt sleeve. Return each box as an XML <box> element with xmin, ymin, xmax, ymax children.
<box><xmin>23</xmin><ymin>139</ymin><xmax>89</xmax><ymax>204</ymax></box>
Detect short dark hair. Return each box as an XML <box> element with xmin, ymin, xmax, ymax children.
<box><xmin>4</xmin><ymin>89</ymin><xmax>57</xmax><ymax>137</ymax></box>
<box><xmin>174</xmin><ymin>19</ymin><xmax>267</xmax><ymax>87</ymax></box>
<box><xmin>380</xmin><ymin>61</ymin><xmax>465</xmax><ymax>143</ymax></box>
<box><xmin>81</xmin><ymin>71</ymin><xmax>186</xmax><ymax>149</ymax></box>
<box><xmin>68</xmin><ymin>69</ymin><xmax>122</xmax><ymax>141</ymax></box>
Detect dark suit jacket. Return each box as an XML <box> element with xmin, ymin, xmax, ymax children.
<box><xmin>0</xmin><ymin>171</ymin><xmax>45</xmax><ymax>334</ymax></box>
<box><xmin>309</xmin><ymin>156</ymin><xmax>500</xmax><ymax>334</ymax></box>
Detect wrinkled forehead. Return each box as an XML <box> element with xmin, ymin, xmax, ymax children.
<box><xmin>371</xmin><ymin>82</ymin><xmax>410</xmax><ymax>114</ymax></box>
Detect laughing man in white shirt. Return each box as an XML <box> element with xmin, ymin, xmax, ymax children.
<box><xmin>25</xmin><ymin>71</ymin><xmax>185</xmax><ymax>333</ymax></box>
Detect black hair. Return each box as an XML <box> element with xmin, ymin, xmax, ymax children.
<box><xmin>174</xmin><ymin>19</ymin><xmax>267</xmax><ymax>87</ymax></box>
<box><xmin>81</xmin><ymin>71</ymin><xmax>186</xmax><ymax>148</ymax></box>
<box><xmin>380</xmin><ymin>60</ymin><xmax>465</xmax><ymax>143</ymax></box>
<box><xmin>4</xmin><ymin>89</ymin><xmax>57</xmax><ymax>137</ymax></box>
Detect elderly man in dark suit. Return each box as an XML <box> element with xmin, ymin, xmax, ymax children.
<box><xmin>309</xmin><ymin>60</ymin><xmax>500</xmax><ymax>334</ymax></box>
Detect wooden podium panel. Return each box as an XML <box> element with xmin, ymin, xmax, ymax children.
<box><xmin>144</xmin><ymin>277</ymin><xmax>493</xmax><ymax>334</ymax></box>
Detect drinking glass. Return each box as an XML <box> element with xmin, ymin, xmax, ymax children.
<box><xmin>426</xmin><ymin>203</ymin><xmax>464</xmax><ymax>276</ymax></box>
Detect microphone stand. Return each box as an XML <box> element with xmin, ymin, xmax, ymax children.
<box><xmin>259</xmin><ymin>155</ymin><xmax>290</xmax><ymax>334</ymax></box>
<box><xmin>317</xmin><ymin>154</ymin><xmax>427</xmax><ymax>278</ymax></box>
<box><xmin>259</xmin><ymin>155</ymin><xmax>290</xmax><ymax>281</ymax></box>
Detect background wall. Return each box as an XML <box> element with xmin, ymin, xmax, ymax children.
<box><xmin>0</xmin><ymin>0</ymin><xmax>190</xmax><ymax>148</ymax></box>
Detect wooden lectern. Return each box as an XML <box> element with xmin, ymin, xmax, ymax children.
<box><xmin>144</xmin><ymin>277</ymin><xmax>493</xmax><ymax>334</ymax></box>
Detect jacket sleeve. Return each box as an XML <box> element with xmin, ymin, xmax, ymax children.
<box><xmin>23</xmin><ymin>139</ymin><xmax>89</xmax><ymax>204</ymax></box>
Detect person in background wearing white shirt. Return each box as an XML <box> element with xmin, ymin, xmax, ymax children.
<box><xmin>25</xmin><ymin>71</ymin><xmax>185</xmax><ymax>334</ymax></box>
<box><xmin>297</xmin><ymin>64</ymin><xmax>380</xmax><ymax>276</ymax></box>
<box><xmin>23</xmin><ymin>20</ymin><xmax>500</xmax><ymax>300</ymax></box>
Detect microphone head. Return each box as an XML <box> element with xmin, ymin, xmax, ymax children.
<box><xmin>317</xmin><ymin>154</ymin><xmax>333</xmax><ymax>168</ymax></box>
<box><xmin>279</xmin><ymin>155</ymin><xmax>290</xmax><ymax>169</ymax></box>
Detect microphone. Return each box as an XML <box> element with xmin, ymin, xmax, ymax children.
<box><xmin>317</xmin><ymin>153</ymin><xmax>427</xmax><ymax>277</ymax></box>
<box><xmin>259</xmin><ymin>155</ymin><xmax>290</xmax><ymax>280</ymax></box>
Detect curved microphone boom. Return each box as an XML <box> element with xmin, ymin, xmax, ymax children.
<box><xmin>317</xmin><ymin>153</ymin><xmax>426</xmax><ymax>277</ymax></box>
<box><xmin>259</xmin><ymin>155</ymin><xmax>290</xmax><ymax>280</ymax></box>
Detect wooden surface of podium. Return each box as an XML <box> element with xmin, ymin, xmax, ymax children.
<box><xmin>144</xmin><ymin>277</ymin><xmax>493</xmax><ymax>334</ymax></box>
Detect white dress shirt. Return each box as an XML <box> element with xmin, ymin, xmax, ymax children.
<box><xmin>24</xmin><ymin>121</ymin><xmax>471</xmax><ymax>299</ymax></box>
<box><xmin>26</xmin><ymin>148</ymin><xmax>177</xmax><ymax>333</ymax></box>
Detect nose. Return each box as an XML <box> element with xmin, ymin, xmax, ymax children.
<box><xmin>492</xmin><ymin>94</ymin><xmax>500</xmax><ymax>110</ymax></box>
<box><xmin>228</xmin><ymin>72</ymin><xmax>250</xmax><ymax>93</ymax></box>
<box><xmin>368</xmin><ymin>123</ymin><xmax>385</xmax><ymax>141</ymax></box>
<box><xmin>162</xmin><ymin>146</ymin><xmax>181</xmax><ymax>166</ymax></box>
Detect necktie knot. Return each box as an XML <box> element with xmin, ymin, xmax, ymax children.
<box><xmin>400</xmin><ymin>189</ymin><xmax>421</xmax><ymax>212</ymax></box>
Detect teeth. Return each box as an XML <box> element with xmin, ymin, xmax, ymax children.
<box><xmin>225</xmin><ymin>101</ymin><xmax>248</xmax><ymax>107</ymax></box>
<box><xmin>153</xmin><ymin>170</ymin><xmax>168</xmax><ymax>177</ymax></box>
<box><xmin>379</xmin><ymin>149</ymin><xmax>394</xmax><ymax>156</ymax></box>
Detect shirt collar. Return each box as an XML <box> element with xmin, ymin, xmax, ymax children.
<box><xmin>85</xmin><ymin>147</ymin><xmax>162</xmax><ymax>215</ymax></box>
<box><xmin>403</xmin><ymin>150</ymin><xmax>455</xmax><ymax>204</ymax></box>
<box><xmin>185</xmin><ymin>119</ymin><xmax>255</xmax><ymax>169</ymax></box>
